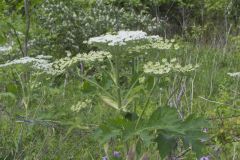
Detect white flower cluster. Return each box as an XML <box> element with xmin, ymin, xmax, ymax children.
<box><xmin>227</xmin><ymin>72</ymin><xmax>240</xmax><ymax>78</ymax></box>
<box><xmin>129</xmin><ymin>38</ymin><xmax>179</xmax><ymax>53</ymax></box>
<box><xmin>0</xmin><ymin>51</ymin><xmax>111</xmax><ymax>75</ymax></box>
<box><xmin>139</xmin><ymin>76</ymin><xmax>146</xmax><ymax>84</ymax></box>
<box><xmin>52</xmin><ymin>51</ymin><xmax>112</xmax><ymax>74</ymax></box>
<box><xmin>0</xmin><ymin>45</ymin><xmax>12</xmax><ymax>52</ymax></box>
<box><xmin>35</xmin><ymin>55</ymin><xmax>53</xmax><ymax>60</ymax></box>
<box><xmin>0</xmin><ymin>56</ymin><xmax>58</xmax><ymax>75</ymax></box>
<box><xmin>71</xmin><ymin>99</ymin><xmax>92</xmax><ymax>113</ymax></box>
<box><xmin>0</xmin><ymin>56</ymin><xmax>51</xmax><ymax>68</ymax></box>
<box><xmin>88</xmin><ymin>30</ymin><xmax>159</xmax><ymax>46</ymax></box>
<box><xmin>75</xmin><ymin>51</ymin><xmax>112</xmax><ymax>62</ymax></box>
<box><xmin>143</xmin><ymin>58</ymin><xmax>199</xmax><ymax>75</ymax></box>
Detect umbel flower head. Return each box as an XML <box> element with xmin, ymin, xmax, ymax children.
<box><xmin>0</xmin><ymin>51</ymin><xmax>111</xmax><ymax>75</ymax></box>
<box><xmin>88</xmin><ymin>30</ymin><xmax>159</xmax><ymax>46</ymax></box>
<box><xmin>0</xmin><ymin>56</ymin><xmax>52</xmax><ymax>71</ymax></box>
<box><xmin>129</xmin><ymin>38</ymin><xmax>179</xmax><ymax>53</ymax></box>
<box><xmin>52</xmin><ymin>51</ymin><xmax>112</xmax><ymax>75</ymax></box>
<box><xmin>227</xmin><ymin>72</ymin><xmax>240</xmax><ymax>78</ymax></box>
<box><xmin>71</xmin><ymin>99</ymin><xmax>92</xmax><ymax>113</ymax></box>
<box><xmin>143</xmin><ymin>58</ymin><xmax>199</xmax><ymax>75</ymax></box>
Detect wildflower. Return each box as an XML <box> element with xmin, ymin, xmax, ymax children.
<box><xmin>174</xmin><ymin>44</ymin><xmax>180</xmax><ymax>50</ymax></box>
<box><xmin>74</xmin><ymin>51</ymin><xmax>112</xmax><ymax>62</ymax></box>
<box><xmin>200</xmin><ymin>156</ymin><xmax>210</xmax><ymax>160</ymax></box>
<box><xmin>102</xmin><ymin>156</ymin><xmax>108</xmax><ymax>160</ymax></box>
<box><xmin>88</xmin><ymin>30</ymin><xmax>160</xmax><ymax>46</ymax></box>
<box><xmin>0</xmin><ymin>45</ymin><xmax>12</xmax><ymax>52</ymax></box>
<box><xmin>161</xmin><ymin>58</ymin><xmax>167</xmax><ymax>63</ymax></box>
<box><xmin>202</xmin><ymin>128</ymin><xmax>208</xmax><ymax>133</ymax></box>
<box><xmin>66</xmin><ymin>50</ymin><xmax>72</xmax><ymax>57</ymax></box>
<box><xmin>50</xmin><ymin>51</ymin><xmax>112</xmax><ymax>75</ymax></box>
<box><xmin>143</xmin><ymin>59</ymin><xmax>199</xmax><ymax>75</ymax></box>
<box><xmin>128</xmin><ymin>37</ymin><xmax>178</xmax><ymax>54</ymax></box>
<box><xmin>113</xmin><ymin>151</ymin><xmax>121</xmax><ymax>158</ymax></box>
<box><xmin>227</xmin><ymin>72</ymin><xmax>240</xmax><ymax>78</ymax></box>
<box><xmin>170</xmin><ymin>58</ymin><xmax>177</xmax><ymax>63</ymax></box>
<box><xmin>200</xmin><ymin>138</ymin><xmax>208</xmax><ymax>143</ymax></box>
<box><xmin>70</xmin><ymin>99</ymin><xmax>91</xmax><ymax>113</ymax></box>
<box><xmin>139</xmin><ymin>77</ymin><xmax>145</xmax><ymax>84</ymax></box>
<box><xmin>36</xmin><ymin>55</ymin><xmax>52</xmax><ymax>59</ymax></box>
<box><xmin>0</xmin><ymin>56</ymin><xmax>50</xmax><ymax>69</ymax></box>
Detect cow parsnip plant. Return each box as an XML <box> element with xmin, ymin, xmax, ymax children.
<box><xmin>71</xmin><ymin>30</ymin><xmax>209</xmax><ymax>159</ymax></box>
<box><xmin>1</xmin><ymin>0</ymin><xmax>240</xmax><ymax>159</ymax></box>
<box><xmin>0</xmin><ymin>30</ymin><xmax>208</xmax><ymax>159</ymax></box>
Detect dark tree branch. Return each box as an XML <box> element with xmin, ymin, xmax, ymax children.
<box><xmin>7</xmin><ymin>22</ymin><xmax>25</xmax><ymax>56</ymax></box>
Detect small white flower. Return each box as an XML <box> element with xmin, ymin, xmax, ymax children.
<box><xmin>0</xmin><ymin>45</ymin><xmax>12</xmax><ymax>52</ymax></box>
<box><xmin>66</xmin><ymin>50</ymin><xmax>72</xmax><ymax>57</ymax></box>
<box><xmin>88</xmin><ymin>30</ymin><xmax>161</xmax><ymax>46</ymax></box>
<box><xmin>162</xmin><ymin>58</ymin><xmax>167</xmax><ymax>63</ymax></box>
<box><xmin>139</xmin><ymin>77</ymin><xmax>145</xmax><ymax>84</ymax></box>
<box><xmin>227</xmin><ymin>72</ymin><xmax>240</xmax><ymax>78</ymax></box>
<box><xmin>71</xmin><ymin>99</ymin><xmax>92</xmax><ymax>113</ymax></box>
<box><xmin>143</xmin><ymin>58</ymin><xmax>199</xmax><ymax>75</ymax></box>
<box><xmin>174</xmin><ymin>44</ymin><xmax>180</xmax><ymax>50</ymax></box>
<box><xmin>170</xmin><ymin>58</ymin><xmax>177</xmax><ymax>63</ymax></box>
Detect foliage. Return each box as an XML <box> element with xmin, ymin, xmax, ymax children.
<box><xmin>96</xmin><ymin>107</ymin><xmax>207</xmax><ymax>159</ymax></box>
<box><xmin>1</xmin><ymin>0</ymin><xmax>240</xmax><ymax>159</ymax></box>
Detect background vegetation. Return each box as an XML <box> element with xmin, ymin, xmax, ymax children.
<box><xmin>0</xmin><ymin>0</ymin><xmax>240</xmax><ymax>159</ymax></box>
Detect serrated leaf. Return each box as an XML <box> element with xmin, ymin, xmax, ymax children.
<box><xmin>95</xmin><ymin>107</ymin><xmax>207</xmax><ymax>158</ymax></box>
<box><xmin>94</xmin><ymin>117</ymin><xmax>129</xmax><ymax>144</ymax></box>
<box><xmin>155</xmin><ymin>132</ymin><xmax>177</xmax><ymax>159</ymax></box>
<box><xmin>191</xmin><ymin>139</ymin><xmax>205</xmax><ymax>158</ymax></box>
<box><xmin>139</xmin><ymin>131</ymin><xmax>154</xmax><ymax>147</ymax></box>
<box><xmin>182</xmin><ymin>115</ymin><xmax>208</xmax><ymax>157</ymax></box>
<box><xmin>145</xmin><ymin>107</ymin><xmax>184</xmax><ymax>134</ymax></box>
<box><xmin>95</xmin><ymin>126</ymin><xmax>122</xmax><ymax>144</ymax></box>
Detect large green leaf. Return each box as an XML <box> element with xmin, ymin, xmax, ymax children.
<box><xmin>155</xmin><ymin>132</ymin><xmax>177</xmax><ymax>159</ymax></box>
<box><xmin>182</xmin><ymin>115</ymin><xmax>208</xmax><ymax>157</ymax></box>
<box><xmin>95</xmin><ymin>107</ymin><xmax>207</xmax><ymax>158</ymax></box>
<box><xmin>95</xmin><ymin>117</ymin><xmax>131</xmax><ymax>144</ymax></box>
<box><xmin>145</xmin><ymin>107</ymin><xmax>184</xmax><ymax>134</ymax></box>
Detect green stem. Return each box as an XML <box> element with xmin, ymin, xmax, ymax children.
<box><xmin>15</xmin><ymin>71</ymin><xmax>28</xmax><ymax>118</ymax></box>
<box><xmin>77</xmin><ymin>72</ymin><xmax>114</xmax><ymax>99</ymax></box>
<box><xmin>115</xmin><ymin>54</ymin><xmax>122</xmax><ymax>109</ymax></box>
<box><xmin>123</xmin><ymin>73</ymin><xmax>144</xmax><ymax>103</ymax></box>
<box><xmin>135</xmin><ymin>77</ymin><xmax>158</xmax><ymax>129</ymax></box>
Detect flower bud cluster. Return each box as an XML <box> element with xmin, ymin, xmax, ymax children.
<box><xmin>0</xmin><ymin>51</ymin><xmax>111</xmax><ymax>75</ymax></box>
<box><xmin>227</xmin><ymin>72</ymin><xmax>240</xmax><ymax>78</ymax></box>
<box><xmin>143</xmin><ymin>58</ymin><xmax>199</xmax><ymax>75</ymax></box>
<box><xmin>129</xmin><ymin>38</ymin><xmax>179</xmax><ymax>54</ymax></box>
<box><xmin>0</xmin><ymin>56</ymin><xmax>52</xmax><ymax>69</ymax></box>
<box><xmin>51</xmin><ymin>51</ymin><xmax>112</xmax><ymax>74</ymax></box>
<box><xmin>71</xmin><ymin>99</ymin><xmax>92</xmax><ymax>113</ymax></box>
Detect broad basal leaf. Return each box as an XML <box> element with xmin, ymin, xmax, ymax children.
<box><xmin>155</xmin><ymin>132</ymin><xmax>177</xmax><ymax>159</ymax></box>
